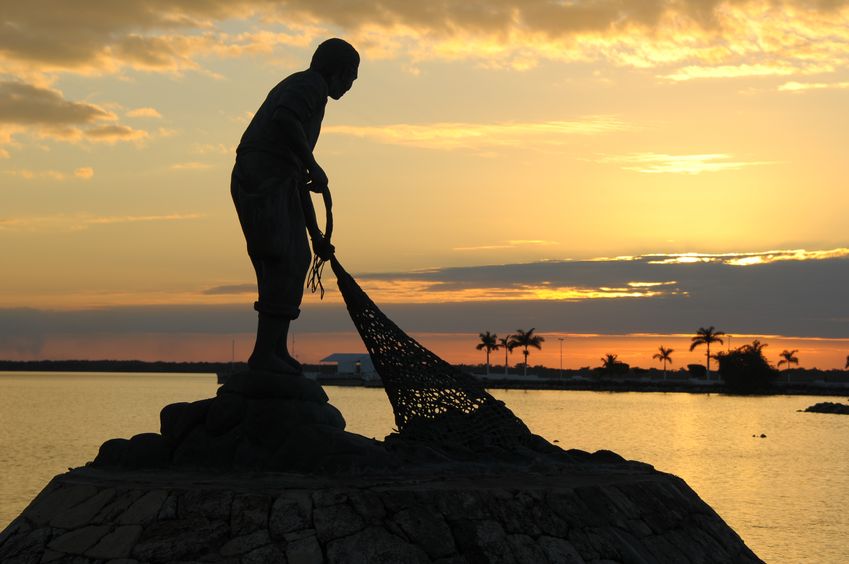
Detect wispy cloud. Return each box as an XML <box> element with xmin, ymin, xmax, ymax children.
<box><xmin>203</xmin><ymin>284</ymin><xmax>255</xmax><ymax>295</ymax></box>
<box><xmin>169</xmin><ymin>161</ymin><xmax>214</xmax><ymax>171</ymax></box>
<box><xmin>74</xmin><ymin>167</ymin><xmax>94</xmax><ymax>179</ymax></box>
<box><xmin>660</xmin><ymin>63</ymin><xmax>806</xmax><ymax>82</ymax></box>
<box><xmin>597</xmin><ymin>152</ymin><xmax>775</xmax><ymax>174</ymax></box>
<box><xmin>778</xmin><ymin>80</ymin><xmax>849</xmax><ymax>92</ymax></box>
<box><xmin>0</xmin><ymin>212</ymin><xmax>203</xmax><ymax>232</ymax></box>
<box><xmin>0</xmin><ymin>81</ymin><xmax>147</xmax><ymax>149</ymax></box>
<box><xmin>453</xmin><ymin>240</ymin><xmax>558</xmax><ymax>251</ymax></box>
<box><xmin>644</xmin><ymin>248</ymin><xmax>849</xmax><ymax>265</ymax></box>
<box><xmin>126</xmin><ymin>107</ymin><xmax>162</xmax><ymax>118</ymax></box>
<box><xmin>325</xmin><ymin>117</ymin><xmax>630</xmax><ymax>150</ymax></box>
<box><xmin>2</xmin><ymin>1</ymin><xmax>848</xmax><ymax>82</ymax></box>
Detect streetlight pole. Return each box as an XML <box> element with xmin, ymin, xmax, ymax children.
<box><xmin>558</xmin><ymin>337</ymin><xmax>565</xmax><ymax>380</ymax></box>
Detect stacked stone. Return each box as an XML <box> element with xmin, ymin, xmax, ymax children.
<box><xmin>0</xmin><ymin>468</ymin><xmax>761</xmax><ymax>563</ymax></box>
<box><xmin>92</xmin><ymin>370</ymin><xmax>392</xmax><ymax>473</ymax></box>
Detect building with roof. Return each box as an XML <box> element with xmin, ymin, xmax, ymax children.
<box><xmin>319</xmin><ymin>353</ymin><xmax>378</xmax><ymax>382</ymax></box>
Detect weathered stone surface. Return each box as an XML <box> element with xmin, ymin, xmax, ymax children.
<box><xmin>218</xmin><ymin>370</ymin><xmax>328</xmax><ymax>403</ymax></box>
<box><xmin>219</xmin><ymin>530</ymin><xmax>270</xmax><ymax>556</ymax></box>
<box><xmin>506</xmin><ymin>534</ymin><xmax>548</xmax><ymax>562</ymax></box>
<box><xmin>285</xmin><ymin>532</ymin><xmax>323</xmax><ymax>564</ymax></box>
<box><xmin>122</xmin><ymin>433</ymin><xmax>171</xmax><ymax>468</ymax></box>
<box><xmin>116</xmin><ymin>490</ymin><xmax>168</xmax><ymax>525</ymax></box>
<box><xmin>537</xmin><ymin>535</ymin><xmax>586</xmax><ymax>563</ymax></box>
<box><xmin>2</xmin><ymin>460</ymin><xmax>763</xmax><ymax>564</ymax></box>
<box><xmin>230</xmin><ymin>493</ymin><xmax>270</xmax><ymax>535</ymax></box>
<box><xmin>206</xmin><ymin>393</ymin><xmax>247</xmax><ymax>436</ymax></box>
<box><xmin>93</xmin><ymin>491</ymin><xmax>144</xmax><ymax>523</ymax></box>
<box><xmin>25</xmin><ymin>484</ymin><xmax>99</xmax><ymax>526</ymax></box>
<box><xmin>450</xmin><ymin>519</ymin><xmax>514</xmax><ymax>563</ymax></box>
<box><xmin>85</xmin><ymin>525</ymin><xmax>143</xmax><ymax>559</ymax></box>
<box><xmin>325</xmin><ymin>526</ymin><xmax>430</xmax><ymax>564</ymax></box>
<box><xmin>156</xmin><ymin>493</ymin><xmax>178</xmax><ymax>521</ymax></box>
<box><xmin>160</xmin><ymin>398</ymin><xmax>214</xmax><ymax>447</ymax></box>
<box><xmin>171</xmin><ymin>426</ymin><xmax>241</xmax><ymax>467</ymax></box>
<box><xmin>48</xmin><ymin>525</ymin><xmax>110</xmax><ymax>554</ymax></box>
<box><xmin>51</xmin><ymin>488</ymin><xmax>116</xmax><ymax>529</ymax></box>
<box><xmin>391</xmin><ymin>506</ymin><xmax>455</xmax><ymax>559</ymax></box>
<box><xmin>179</xmin><ymin>489</ymin><xmax>233</xmax><ymax>521</ymax></box>
<box><xmin>132</xmin><ymin>517</ymin><xmax>228</xmax><ymax>562</ymax></box>
<box><xmin>242</xmin><ymin>544</ymin><xmax>286</xmax><ymax>564</ymax></box>
<box><xmin>0</xmin><ymin>527</ymin><xmax>52</xmax><ymax>561</ymax></box>
<box><xmin>93</xmin><ymin>439</ymin><xmax>130</xmax><ymax>467</ymax></box>
<box><xmin>269</xmin><ymin>493</ymin><xmax>312</xmax><ymax>539</ymax></box>
<box><xmin>313</xmin><ymin>503</ymin><xmax>366</xmax><ymax>542</ymax></box>
<box><xmin>347</xmin><ymin>490</ymin><xmax>385</xmax><ymax>523</ymax></box>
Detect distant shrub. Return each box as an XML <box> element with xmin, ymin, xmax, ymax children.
<box><xmin>687</xmin><ymin>364</ymin><xmax>707</xmax><ymax>378</ymax></box>
<box><xmin>716</xmin><ymin>347</ymin><xmax>778</xmax><ymax>393</ymax></box>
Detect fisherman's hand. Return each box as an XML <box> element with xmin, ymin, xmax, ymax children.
<box><xmin>312</xmin><ymin>236</ymin><xmax>335</xmax><ymax>261</ymax></box>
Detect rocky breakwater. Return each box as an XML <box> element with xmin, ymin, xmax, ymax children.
<box><xmin>802</xmin><ymin>401</ymin><xmax>849</xmax><ymax>415</ymax></box>
<box><xmin>0</xmin><ymin>369</ymin><xmax>762</xmax><ymax>563</ymax></box>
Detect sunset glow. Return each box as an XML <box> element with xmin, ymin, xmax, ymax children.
<box><xmin>1</xmin><ymin>1</ymin><xmax>847</xmax><ymax>367</ymax></box>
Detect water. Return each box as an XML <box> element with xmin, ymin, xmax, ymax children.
<box><xmin>1</xmin><ymin>372</ymin><xmax>848</xmax><ymax>562</ymax></box>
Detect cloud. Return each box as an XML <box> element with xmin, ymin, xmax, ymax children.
<box><xmin>203</xmin><ymin>284</ymin><xmax>255</xmax><ymax>295</ymax></box>
<box><xmin>84</xmin><ymin>124</ymin><xmax>149</xmax><ymax>143</ymax></box>
<box><xmin>126</xmin><ymin>107</ymin><xmax>162</xmax><ymax>118</ymax></box>
<box><xmin>596</xmin><ymin>152</ymin><xmax>775</xmax><ymax>174</ymax></box>
<box><xmin>454</xmin><ymin>240</ymin><xmax>559</xmax><ymax>251</ymax></box>
<box><xmin>778</xmin><ymin>80</ymin><xmax>849</xmax><ymax>92</ymax></box>
<box><xmin>169</xmin><ymin>161</ymin><xmax>214</xmax><ymax>170</ymax></box>
<box><xmin>0</xmin><ymin>81</ymin><xmax>147</xmax><ymax>148</ymax></box>
<box><xmin>325</xmin><ymin>117</ymin><xmax>630</xmax><ymax>150</ymax></box>
<box><xmin>339</xmin><ymin>248</ymin><xmax>849</xmax><ymax>337</ymax></box>
<box><xmin>0</xmin><ymin>81</ymin><xmax>112</xmax><ymax>125</ymax></box>
<box><xmin>4</xmin><ymin>169</ymin><xmax>68</xmax><ymax>181</ymax></box>
<box><xmin>1</xmin><ymin>247</ymin><xmax>846</xmax><ymax>341</ymax></box>
<box><xmin>2</xmin><ymin>1</ymin><xmax>847</xmax><ymax>82</ymax></box>
<box><xmin>74</xmin><ymin>167</ymin><xmax>94</xmax><ymax>179</ymax></box>
<box><xmin>0</xmin><ymin>212</ymin><xmax>203</xmax><ymax>232</ymax></box>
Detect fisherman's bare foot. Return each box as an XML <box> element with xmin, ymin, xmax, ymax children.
<box><xmin>248</xmin><ymin>352</ymin><xmax>299</xmax><ymax>374</ymax></box>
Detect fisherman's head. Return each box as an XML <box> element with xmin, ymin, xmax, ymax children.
<box><xmin>310</xmin><ymin>38</ymin><xmax>359</xmax><ymax>100</ymax></box>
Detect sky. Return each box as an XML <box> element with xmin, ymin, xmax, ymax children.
<box><xmin>1</xmin><ymin>1</ymin><xmax>848</xmax><ymax>369</ymax></box>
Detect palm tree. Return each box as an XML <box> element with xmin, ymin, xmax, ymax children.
<box><xmin>498</xmin><ymin>336</ymin><xmax>513</xmax><ymax>376</ymax></box>
<box><xmin>743</xmin><ymin>340</ymin><xmax>768</xmax><ymax>354</ymax></box>
<box><xmin>777</xmin><ymin>349</ymin><xmax>799</xmax><ymax>385</ymax></box>
<box><xmin>690</xmin><ymin>326</ymin><xmax>725</xmax><ymax>381</ymax></box>
<box><xmin>652</xmin><ymin>346</ymin><xmax>674</xmax><ymax>380</ymax></box>
<box><xmin>475</xmin><ymin>331</ymin><xmax>499</xmax><ymax>376</ymax></box>
<box><xmin>777</xmin><ymin>349</ymin><xmax>799</xmax><ymax>370</ymax></box>
<box><xmin>508</xmin><ymin>328</ymin><xmax>545</xmax><ymax>377</ymax></box>
<box><xmin>600</xmin><ymin>353</ymin><xmax>620</xmax><ymax>374</ymax></box>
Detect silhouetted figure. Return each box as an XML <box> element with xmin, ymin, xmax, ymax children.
<box><xmin>231</xmin><ymin>38</ymin><xmax>359</xmax><ymax>373</ymax></box>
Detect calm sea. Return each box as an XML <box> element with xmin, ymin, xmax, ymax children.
<box><xmin>1</xmin><ymin>372</ymin><xmax>847</xmax><ymax>562</ymax></box>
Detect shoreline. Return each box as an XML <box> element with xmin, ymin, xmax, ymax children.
<box><xmin>2</xmin><ymin>363</ymin><xmax>848</xmax><ymax>398</ymax></box>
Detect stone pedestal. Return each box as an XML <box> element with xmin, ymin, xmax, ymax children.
<box><xmin>0</xmin><ymin>463</ymin><xmax>761</xmax><ymax>563</ymax></box>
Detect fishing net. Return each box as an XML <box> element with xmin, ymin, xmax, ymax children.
<box><xmin>327</xmin><ymin>257</ymin><xmax>533</xmax><ymax>449</ymax></box>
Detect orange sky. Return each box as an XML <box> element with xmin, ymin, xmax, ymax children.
<box><xmin>2</xmin><ymin>1</ymin><xmax>848</xmax><ymax>367</ymax></box>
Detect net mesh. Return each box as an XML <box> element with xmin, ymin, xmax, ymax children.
<box><xmin>330</xmin><ymin>257</ymin><xmax>532</xmax><ymax>448</ymax></box>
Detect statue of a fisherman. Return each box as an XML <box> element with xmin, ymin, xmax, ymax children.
<box><xmin>231</xmin><ymin>38</ymin><xmax>359</xmax><ymax>373</ymax></box>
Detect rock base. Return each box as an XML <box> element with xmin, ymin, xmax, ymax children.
<box><xmin>802</xmin><ymin>401</ymin><xmax>849</xmax><ymax>414</ymax></box>
<box><xmin>0</xmin><ymin>464</ymin><xmax>761</xmax><ymax>563</ymax></box>
<box><xmin>92</xmin><ymin>370</ymin><xmax>392</xmax><ymax>473</ymax></box>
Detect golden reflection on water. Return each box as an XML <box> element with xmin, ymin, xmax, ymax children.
<box><xmin>2</xmin><ymin>373</ymin><xmax>848</xmax><ymax>563</ymax></box>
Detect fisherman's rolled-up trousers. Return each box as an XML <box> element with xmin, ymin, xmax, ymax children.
<box><xmin>230</xmin><ymin>153</ymin><xmax>311</xmax><ymax>320</ymax></box>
